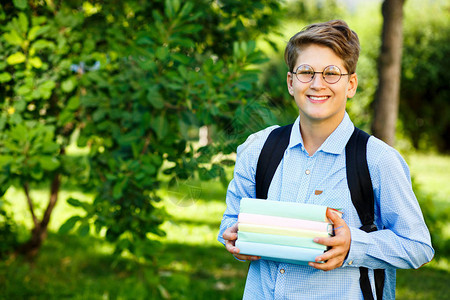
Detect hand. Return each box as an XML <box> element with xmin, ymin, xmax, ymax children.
<box><xmin>309</xmin><ymin>209</ymin><xmax>351</xmax><ymax>271</ymax></box>
<box><xmin>223</xmin><ymin>222</ymin><xmax>261</xmax><ymax>261</ymax></box>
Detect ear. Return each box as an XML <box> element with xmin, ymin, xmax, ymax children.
<box><xmin>287</xmin><ymin>72</ymin><xmax>294</xmax><ymax>96</ymax></box>
<box><xmin>347</xmin><ymin>73</ymin><xmax>358</xmax><ymax>99</ymax></box>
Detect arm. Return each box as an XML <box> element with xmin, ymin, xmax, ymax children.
<box><xmin>222</xmin><ymin>223</ymin><xmax>261</xmax><ymax>261</ymax></box>
<box><xmin>217</xmin><ymin>127</ymin><xmax>277</xmax><ymax>260</ymax></box>
<box><xmin>342</xmin><ymin>140</ymin><xmax>434</xmax><ymax>269</ymax></box>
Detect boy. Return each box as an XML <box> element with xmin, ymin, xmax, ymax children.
<box><xmin>218</xmin><ymin>20</ymin><xmax>433</xmax><ymax>299</ymax></box>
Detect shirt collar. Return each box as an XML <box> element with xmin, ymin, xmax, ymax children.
<box><xmin>288</xmin><ymin>112</ymin><xmax>354</xmax><ymax>155</ymax></box>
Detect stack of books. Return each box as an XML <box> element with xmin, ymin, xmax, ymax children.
<box><xmin>236</xmin><ymin>198</ymin><xmax>342</xmax><ymax>265</ymax></box>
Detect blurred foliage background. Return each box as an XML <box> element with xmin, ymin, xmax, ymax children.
<box><xmin>0</xmin><ymin>0</ymin><xmax>449</xmax><ymax>299</ymax></box>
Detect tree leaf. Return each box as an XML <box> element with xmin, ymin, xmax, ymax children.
<box><xmin>0</xmin><ymin>72</ymin><xmax>12</xmax><ymax>83</ymax></box>
<box><xmin>150</xmin><ymin>115</ymin><xmax>169</xmax><ymax>140</ymax></box>
<box><xmin>42</xmin><ymin>142</ymin><xmax>59</xmax><ymax>153</ymax></box>
<box><xmin>77</xmin><ymin>223</ymin><xmax>90</xmax><ymax>236</ymax></box>
<box><xmin>28</xmin><ymin>25</ymin><xmax>50</xmax><ymax>41</ymax></box>
<box><xmin>30</xmin><ymin>166</ymin><xmax>44</xmax><ymax>180</ymax></box>
<box><xmin>38</xmin><ymin>80</ymin><xmax>56</xmax><ymax>99</ymax></box>
<box><xmin>62</xmin><ymin>77</ymin><xmax>77</xmax><ymax>93</ymax></box>
<box><xmin>18</xmin><ymin>12</ymin><xmax>29</xmax><ymax>33</ymax></box>
<box><xmin>67</xmin><ymin>96</ymin><xmax>80</xmax><ymax>110</ymax></box>
<box><xmin>155</xmin><ymin>46</ymin><xmax>169</xmax><ymax>61</ymax></box>
<box><xmin>164</xmin><ymin>0</ymin><xmax>178</xmax><ymax>19</ymax></box>
<box><xmin>3</xmin><ymin>30</ymin><xmax>23</xmax><ymax>46</ymax></box>
<box><xmin>31</xmin><ymin>39</ymin><xmax>55</xmax><ymax>51</ymax></box>
<box><xmin>29</xmin><ymin>56</ymin><xmax>43</xmax><ymax>69</ymax></box>
<box><xmin>59</xmin><ymin>216</ymin><xmax>81</xmax><ymax>234</ymax></box>
<box><xmin>6</xmin><ymin>52</ymin><xmax>26</xmax><ymax>65</ymax></box>
<box><xmin>39</xmin><ymin>156</ymin><xmax>60</xmax><ymax>171</ymax></box>
<box><xmin>113</xmin><ymin>179</ymin><xmax>125</xmax><ymax>199</ymax></box>
<box><xmin>67</xmin><ymin>197</ymin><xmax>83</xmax><ymax>207</ymax></box>
<box><xmin>27</xmin><ymin>26</ymin><xmax>41</xmax><ymax>41</ymax></box>
<box><xmin>13</xmin><ymin>0</ymin><xmax>28</xmax><ymax>10</ymax></box>
<box><xmin>147</xmin><ymin>86</ymin><xmax>165</xmax><ymax>109</ymax></box>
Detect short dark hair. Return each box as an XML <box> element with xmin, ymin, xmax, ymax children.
<box><xmin>284</xmin><ymin>20</ymin><xmax>360</xmax><ymax>74</ymax></box>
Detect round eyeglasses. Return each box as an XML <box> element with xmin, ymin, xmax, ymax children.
<box><xmin>292</xmin><ymin>64</ymin><xmax>351</xmax><ymax>84</ymax></box>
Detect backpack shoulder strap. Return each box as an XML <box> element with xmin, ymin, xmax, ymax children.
<box><xmin>346</xmin><ymin>127</ymin><xmax>385</xmax><ymax>300</ymax></box>
<box><xmin>255</xmin><ymin>124</ymin><xmax>293</xmax><ymax>199</ymax></box>
<box><xmin>345</xmin><ymin>127</ymin><xmax>375</xmax><ymax>231</ymax></box>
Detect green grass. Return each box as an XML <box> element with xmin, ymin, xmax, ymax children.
<box><xmin>407</xmin><ymin>152</ymin><xmax>450</xmax><ymax>208</ymax></box>
<box><xmin>396</xmin><ymin>267</ymin><xmax>450</xmax><ymax>300</ymax></box>
<box><xmin>0</xmin><ymin>232</ymin><xmax>249</xmax><ymax>300</ymax></box>
<box><xmin>1</xmin><ymin>153</ymin><xmax>449</xmax><ymax>299</ymax></box>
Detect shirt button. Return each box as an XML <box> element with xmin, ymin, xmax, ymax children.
<box><xmin>280</xmin><ymin>269</ymin><xmax>285</xmax><ymax>274</ymax></box>
<box><xmin>348</xmin><ymin>260</ymin><xmax>353</xmax><ymax>265</ymax></box>
<box><xmin>305</xmin><ymin>169</ymin><xmax>311</xmax><ymax>175</ymax></box>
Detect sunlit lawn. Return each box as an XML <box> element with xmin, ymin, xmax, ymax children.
<box><xmin>407</xmin><ymin>152</ymin><xmax>450</xmax><ymax>209</ymax></box>
<box><xmin>0</xmin><ymin>152</ymin><xmax>449</xmax><ymax>299</ymax></box>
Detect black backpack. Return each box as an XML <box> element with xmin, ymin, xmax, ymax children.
<box><xmin>254</xmin><ymin>124</ymin><xmax>385</xmax><ymax>300</ymax></box>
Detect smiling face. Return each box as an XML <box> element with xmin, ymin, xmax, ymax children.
<box><xmin>287</xmin><ymin>44</ymin><xmax>358</xmax><ymax>129</ymax></box>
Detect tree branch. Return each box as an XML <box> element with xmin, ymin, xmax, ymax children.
<box><xmin>141</xmin><ymin>136</ymin><xmax>151</xmax><ymax>155</ymax></box>
<box><xmin>40</xmin><ymin>173</ymin><xmax>61</xmax><ymax>230</ymax></box>
<box><xmin>41</xmin><ymin>147</ymin><xmax>65</xmax><ymax>230</ymax></box>
<box><xmin>23</xmin><ymin>182</ymin><xmax>39</xmax><ymax>228</ymax></box>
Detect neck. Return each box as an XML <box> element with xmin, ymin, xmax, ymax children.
<box><xmin>299</xmin><ymin>113</ymin><xmax>345</xmax><ymax>156</ymax></box>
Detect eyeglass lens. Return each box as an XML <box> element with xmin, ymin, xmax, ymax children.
<box><xmin>295</xmin><ymin>65</ymin><xmax>342</xmax><ymax>84</ymax></box>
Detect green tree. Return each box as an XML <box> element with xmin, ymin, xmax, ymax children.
<box><xmin>0</xmin><ymin>0</ymin><xmax>283</xmax><ymax>261</ymax></box>
<box><xmin>400</xmin><ymin>0</ymin><xmax>450</xmax><ymax>152</ymax></box>
<box><xmin>0</xmin><ymin>1</ymin><xmax>89</xmax><ymax>256</ymax></box>
<box><xmin>65</xmin><ymin>0</ymin><xmax>282</xmax><ymax>263</ymax></box>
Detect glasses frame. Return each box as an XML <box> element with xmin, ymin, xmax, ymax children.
<box><xmin>292</xmin><ymin>64</ymin><xmax>351</xmax><ymax>84</ymax></box>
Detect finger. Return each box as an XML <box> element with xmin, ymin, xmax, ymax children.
<box><xmin>314</xmin><ymin>248</ymin><xmax>343</xmax><ymax>262</ymax></box>
<box><xmin>230</xmin><ymin>246</ymin><xmax>261</xmax><ymax>261</ymax></box>
<box><xmin>313</xmin><ymin>236</ymin><xmax>330</xmax><ymax>246</ymax></box>
<box><xmin>225</xmin><ymin>239</ymin><xmax>238</xmax><ymax>254</ymax></box>
<box><xmin>327</xmin><ymin>209</ymin><xmax>344</xmax><ymax>225</ymax></box>
<box><xmin>222</xmin><ymin>223</ymin><xmax>238</xmax><ymax>240</ymax></box>
<box><xmin>314</xmin><ymin>235</ymin><xmax>344</xmax><ymax>247</ymax></box>
<box><xmin>234</xmin><ymin>253</ymin><xmax>261</xmax><ymax>261</ymax></box>
<box><xmin>315</xmin><ymin>249</ymin><xmax>334</xmax><ymax>262</ymax></box>
<box><xmin>223</xmin><ymin>231</ymin><xmax>237</xmax><ymax>241</ymax></box>
<box><xmin>309</xmin><ymin>258</ymin><xmax>342</xmax><ymax>271</ymax></box>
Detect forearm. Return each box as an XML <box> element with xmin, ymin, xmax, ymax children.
<box><xmin>343</xmin><ymin>226</ymin><xmax>434</xmax><ymax>269</ymax></box>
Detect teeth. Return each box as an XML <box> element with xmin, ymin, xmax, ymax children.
<box><xmin>309</xmin><ymin>96</ymin><xmax>328</xmax><ymax>100</ymax></box>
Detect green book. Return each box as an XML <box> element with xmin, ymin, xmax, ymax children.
<box><xmin>239</xmin><ymin>198</ymin><xmax>342</xmax><ymax>222</ymax></box>
<box><xmin>238</xmin><ymin>231</ymin><xmax>327</xmax><ymax>250</ymax></box>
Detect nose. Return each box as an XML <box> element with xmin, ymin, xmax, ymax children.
<box><xmin>309</xmin><ymin>73</ymin><xmax>326</xmax><ymax>90</ymax></box>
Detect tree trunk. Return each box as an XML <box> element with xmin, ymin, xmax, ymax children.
<box><xmin>17</xmin><ymin>173</ymin><xmax>61</xmax><ymax>258</ymax></box>
<box><xmin>371</xmin><ymin>0</ymin><xmax>405</xmax><ymax>146</ymax></box>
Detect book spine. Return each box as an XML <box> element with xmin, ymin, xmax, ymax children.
<box><xmin>238</xmin><ymin>231</ymin><xmax>327</xmax><ymax>250</ymax></box>
<box><xmin>236</xmin><ymin>240</ymin><xmax>325</xmax><ymax>264</ymax></box>
<box><xmin>238</xmin><ymin>223</ymin><xmax>330</xmax><ymax>238</ymax></box>
<box><xmin>240</xmin><ymin>198</ymin><xmax>328</xmax><ymax>222</ymax></box>
<box><xmin>238</xmin><ymin>213</ymin><xmax>331</xmax><ymax>232</ymax></box>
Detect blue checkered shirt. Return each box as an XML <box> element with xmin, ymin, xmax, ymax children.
<box><xmin>218</xmin><ymin>113</ymin><xmax>434</xmax><ymax>299</ymax></box>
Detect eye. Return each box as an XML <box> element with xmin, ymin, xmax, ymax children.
<box><xmin>300</xmin><ymin>70</ymin><xmax>314</xmax><ymax>75</ymax></box>
<box><xmin>297</xmin><ymin>65</ymin><xmax>314</xmax><ymax>75</ymax></box>
<box><xmin>324</xmin><ymin>66</ymin><xmax>341</xmax><ymax>76</ymax></box>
